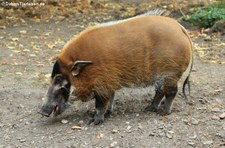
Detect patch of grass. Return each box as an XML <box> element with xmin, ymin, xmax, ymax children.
<box><xmin>183</xmin><ymin>2</ymin><xmax>225</xmax><ymax>28</ymax></box>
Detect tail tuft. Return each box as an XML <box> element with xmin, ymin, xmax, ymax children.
<box><xmin>182</xmin><ymin>75</ymin><xmax>191</xmax><ymax>99</ymax></box>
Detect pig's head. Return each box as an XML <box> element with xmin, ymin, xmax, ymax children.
<box><xmin>38</xmin><ymin>59</ymin><xmax>93</xmax><ymax>117</ymax></box>
<box><xmin>39</xmin><ymin>61</ymin><xmax>71</xmax><ymax>117</ymax></box>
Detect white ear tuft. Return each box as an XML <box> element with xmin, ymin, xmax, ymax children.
<box><xmin>71</xmin><ymin>60</ymin><xmax>93</xmax><ymax>77</ymax></box>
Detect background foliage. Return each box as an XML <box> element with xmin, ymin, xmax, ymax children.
<box><xmin>182</xmin><ymin>2</ymin><xmax>225</xmax><ymax>28</ymax></box>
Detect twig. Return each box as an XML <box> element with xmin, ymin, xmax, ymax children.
<box><xmin>179</xmin><ymin>8</ymin><xmax>186</xmax><ymax>17</ymax></box>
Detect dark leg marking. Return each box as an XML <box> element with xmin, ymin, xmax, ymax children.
<box><xmin>158</xmin><ymin>85</ymin><xmax>178</xmax><ymax>115</ymax></box>
<box><xmin>145</xmin><ymin>89</ymin><xmax>164</xmax><ymax>112</ymax></box>
<box><xmin>89</xmin><ymin>93</ymin><xmax>109</xmax><ymax>125</ymax></box>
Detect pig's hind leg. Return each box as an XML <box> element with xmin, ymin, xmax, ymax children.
<box><xmin>157</xmin><ymin>76</ymin><xmax>179</xmax><ymax>115</ymax></box>
<box><xmin>145</xmin><ymin>75</ymin><xmax>165</xmax><ymax>112</ymax></box>
<box><xmin>145</xmin><ymin>88</ymin><xmax>164</xmax><ymax>112</ymax></box>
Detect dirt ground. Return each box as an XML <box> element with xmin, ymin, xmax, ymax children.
<box><xmin>1</xmin><ymin>6</ymin><xmax>225</xmax><ymax>148</ymax></box>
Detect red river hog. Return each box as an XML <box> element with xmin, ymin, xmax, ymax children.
<box><xmin>39</xmin><ymin>11</ymin><xmax>193</xmax><ymax>125</ymax></box>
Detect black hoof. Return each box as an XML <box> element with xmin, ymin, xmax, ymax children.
<box><xmin>88</xmin><ymin>118</ymin><xmax>104</xmax><ymax>125</ymax></box>
<box><xmin>105</xmin><ymin>109</ymin><xmax>113</xmax><ymax>117</ymax></box>
<box><xmin>87</xmin><ymin>110</ymin><xmax>96</xmax><ymax>117</ymax></box>
<box><xmin>144</xmin><ymin>105</ymin><xmax>158</xmax><ymax>112</ymax></box>
<box><xmin>156</xmin><ymin>107</ymin><xmax>170</xmax><ymax>116</ymax></box>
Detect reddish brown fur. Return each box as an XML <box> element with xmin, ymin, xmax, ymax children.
<box><xmin>57</xmin><ymin>16</ymin><xmax>192</xmax><ymax>101</ymax></box>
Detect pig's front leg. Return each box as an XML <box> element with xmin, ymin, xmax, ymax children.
<box><xmin>89</xmin><ymin>93</ymin><xmax>109</xmax><ymax>125</ymax></box>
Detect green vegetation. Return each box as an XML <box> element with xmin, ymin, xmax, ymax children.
<box><xmin>183</xmin><ymin>2</ymin><xmax>225</xmax><ymax>28</ymax></box>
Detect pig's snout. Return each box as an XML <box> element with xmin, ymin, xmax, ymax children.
<box><xmin>38</xmin><ymin>110</ymin><xmax>50</xmax><ymax>117</ymax></box>
<box><xmin>38</xmin><ymin>104</ymin><xmax>54</xmax><ymax>117</ymax></box>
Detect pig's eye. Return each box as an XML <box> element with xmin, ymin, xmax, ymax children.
<box><xmin>54</xmin><ymin>76</ymin><xmax>62</xmax><ymax>84</ymax></box>
<box><xmin>58</xmin><ymin>87</ymin><xmax>69</xmax><ymax>100</ymax></box>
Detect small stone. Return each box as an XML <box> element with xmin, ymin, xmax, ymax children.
<box><xmin>61</xmin><ymin>119</ymin><xmax>69</xmax><ymax>124</ymax></box>
<box><xmin>127</xmin><ymin>125</ymin><xmax>132</xmax><ymax>130</ymax></box>
<box><xmin>202</xmin><ymin>140</ymin><xmax>213</xmax><ymax>145</ymax></box>
<box><xmin>216</xmin><ymin>130</ymin><xmax>225</xmax><ymax>138</ymax></box>
<box><xmin>204</xmin><ymin>36</ymin><xmax>212</xmax><ymax>41</ymax></box>
<box><xmin>110</xmin><ymin>141</ymin><xmax>118</xmax><ymax>148</ymax></box>
<box><xmin>138</xmin><ymin>124</ymin><xmax>143</xmax><ymax>130</ymax></box>
<box><xmin>191</xmin><ymin>118</ymin><xmax>199</xmax><ymax>125</ymax></box>
<box><xmin>112</xmin><ymin>129</ymin><xmax>118</xmax><ymax>134</ymax></box>
<box><xmin>219</xmin><ymin>113</ymin><xmax>225</xmax><ymax>119</ymax></box>
<box><xmin>158</xmin><ymin>125</ymin><xmax>164</xmax><ymax>129</ymax></box>
<box><xmin>212</xmin><ymin>115</ymin><xmax>220</xmax><ymax>120</ymax></box>
<box><xmin>189</xmin><ymin>134</ymin><xmax>197</xmax><ymax>139</ymax></box>
<box><xmin>25</xmin><ymin>121</ymin><xmax>31</xmax><ymax>125</ymax></box>
<box><xmin>199</xmin><ymin>99</ymin><xmax>208</xmax><ymax>104</ymax></box>
<box><xmin>20</xmin><ymin>139</ymin><xmax>26</xmax><ymax>143</ymax></box>
<box><xmin>166</xmin><ymin>133</ymin><xmax>173</xmax><ymax>139</ymax></box>
<box><xmin>82</xmin><ymin>127</ymin><xmax>88</xmax><ymax>131</ymax></box>
<box><xmin>149</xmin><ymin>132</ymin><xmax>155</xmax><ymax>137</ymax></box>
<box><xmin>78</xmin><ymin>120</ymin><xmax>84</xmax><ymax>125</ymax></box>
<box><xmin>166</xmin><ymin>131</ymin><xmax>174</xmax><ymax>139</ymax></box>
<box><xmin>188</xmin><ymin>140</ymin><xmax>195</xmax><ymax>146</ymax></box>
<box><xmin>211</xmin><ymin>108</ymin><xmax>221</xmax><ymax>112</ymax></box>
<box><xmin>0</xmin><ymin>123</ymin><xmax>4</xmax><ymax>128</ymax></box>
<box><xmin>182</xmin><ymin>119</ymin><xmax>189</xmax><ymax>125</ymax></box>
<box><xmin>158</xmin><ymin>131</ymin><xmax>165</xmax><ymax>137</ymax></box>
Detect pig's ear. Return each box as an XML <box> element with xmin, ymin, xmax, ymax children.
<box><xmin>71</xmin><ymin>60</ymin><xmax>93</xmax><ymax>77</ymax></box>
<box><xmin>51</xmin><ymin>60</ymin><xmax>60</xmax><ymax>79</ymax></box>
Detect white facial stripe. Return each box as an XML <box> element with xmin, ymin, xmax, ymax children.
<box><xmin>62</xmin><ymin>80</ymin><xmax>68</xmax><ymax>86</ymax></box>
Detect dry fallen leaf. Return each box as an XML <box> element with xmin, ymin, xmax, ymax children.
<box><xmin>37</xmin><ymin>63</ymin><xmax>44</xmax><ymax>67</ymax></box>
<box><xmin>11</xmin><ymin>37</ymin><xmax>19</xmax><ymax>41</ymax></box>
<box><xmin>211</xmin><ymin>103</ymin><xmax>221</xmax><ymax>109</ymax></box>
<box><xmin>43</xmin><ymin>32</ymin><xmax>51</xmax><ymax>36</ymax></box>
<box><xmin>71</xmin><ymin>125</ymin><xmax>82</xmax><ymax>130</ymax></box>
<box><xmin>19</xmin><ymin>30</ymin><xmax>27</xmax><ymax>34</ymax></box>
<box><xmin>47</xmin><ymin>43</ymin><xmax>56</xmax><ymax>49</ymax></box>
<box><xmin>45</xmin><ymin>74</ymin><xmax>51</xmax><ymax>78</ymax></box>
<box><xmin>96</xmin><ymin>133</ymin><xmax>104</xmax><ymax>139</ymax></box>
<box><xmin>15</xmin><ymin>72</ymin><xmax>22</xmax><ymax>75</ymax></box>
<box><xmin>214</xmin><ymin>89</ymin><xmax>223</xmax><ymax>93</ymax></box>
<box><xmin>6</xmin><ymin>45</ymin><xmax>15</xmax><ymax>49</ymax></box>
<box><xmin>13</xmin><ymin>50</ymin><xmax>21</xmax><ymax>53</ymax></box>
<box><xmin>29</xmin><ymin>54</ymin><xmax>36</xmax><ymax>57</ymax></box>
<box><xmin>0</xmin><ymin>26</ymin><xmax>6</xmax><ymax>29</ymax></box>
<box><xmin>23</xmin><ymin>49</ymin><xmax>30</xmax><ymax>52</ymax></box>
